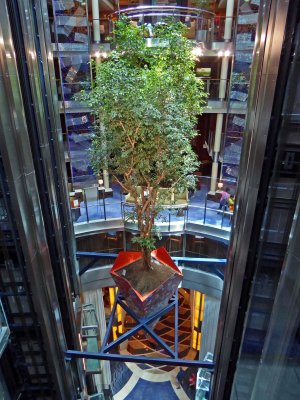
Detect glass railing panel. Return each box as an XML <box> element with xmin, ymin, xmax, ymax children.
<box><xmin>99</xmin><ymin>183</ymin><xmax>123</xmax><ymax>221</ymax></box>
<box><xmin>89</xmin><ymin>15</ymin><xmax>237</xmax><ymax>46</ymax></box>
<box><xmin>199</xmin><ymin>79</ymin><xmax>230</xmax><ymax>101</ymax></box>
<box><xmin>83</xmin><ymin>201</ymin><xmax>105</xmax><ymax>223</ymax></box>
<box><xmin>69</xmin><ymin>182</ymin><xmax>124</xmax><ymax>224</ymax></box>
<box><xmin>52</xmin><ymin>10</ymin><xmax>238</xmax><ymax>47</ymax></box>
<box><xmin>107</xmin><ymin>7</ymin><xmax>215</xmax><ymax>44</ymax></box>
<box><xmin>204</xmin><ymin>206</ymin><xmax>232</xmax><ymax>229</ymax></box>
<box><xmin>186</xmin><ymin>204</ymin><xmax>205</xmax><ymax>224</ymax></box>
<box><xmin>69</xmin><ymin>188</ymin><xmax>85</xmax><ymax>223</ymax></box>
<box><xmin>69</xmin><ymin>175</ymin><xmax>237</xmax><ymax>230</ymax></box>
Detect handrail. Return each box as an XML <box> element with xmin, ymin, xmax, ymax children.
<box><xmin>110</xmin><ymin>5</ymin><xmax>215</xmax><ymax>18</ymax></box>
<box><xmin>108</xmin><ymin>5</ymin><xmax>215</xmax><ymax>45</ymax></box>
<box><xmin>76</xmin><ymin>251</ymin><xmax>226</xmax><ymax>264</ymax></box>
<box><xmin>77</xmin><ymin>251</ymin><xmax>226</xmax><ymax>278</ymax></box>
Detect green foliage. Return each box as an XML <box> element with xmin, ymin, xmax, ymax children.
<box><xmin>77</xmin><ymin>17</ymin><xmax>207</xmax><ymax>255</ymax></box>
<box><xmin>131</xmin><ymin>236</ymin><xmax>156</xmax><ymax>252</ymax></box>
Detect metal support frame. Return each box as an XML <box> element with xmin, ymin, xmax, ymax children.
<box><xmin>65</xmin><ymin>290</ymin><xmax>215</xmax><ymax>370</ymax></box>
<box><xmin>76</xmin><ymin>251</ymin><xmax>226</xmax><ymax>278</ymax></box>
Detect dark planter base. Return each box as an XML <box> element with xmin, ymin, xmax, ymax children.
<box><xmin>110</xmin><ymin>247</ymin><xmax>183</xmax><ymax>318</ymax></box>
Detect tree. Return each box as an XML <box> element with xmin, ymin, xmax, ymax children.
<box><xmin>78</xmin><ymin>17</ymin><xmax>207</xmax><ymax>268</ymax></box>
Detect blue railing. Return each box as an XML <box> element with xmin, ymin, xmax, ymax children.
<box><xmin>77</xmin><ymin>251</ymin><xmax>226</xmax><ymax>280</ymax></box>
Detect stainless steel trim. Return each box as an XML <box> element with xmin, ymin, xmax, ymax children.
<box><xmin>0</xmin><ymin>0</ymin><xmax>79</xmax><ymax>396</ymax></box>
<box><xmin>112</xmin><ymin>5</ymin><xmax>215</xmax><ymax>18</ymax></box>
<box><xmin>211</xmin><ymin>1</ymin><xmax>291</xmax><ymax>398</ymax></box>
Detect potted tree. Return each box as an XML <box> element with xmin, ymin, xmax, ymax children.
<box><xmin>79</xmin><ymin>17</ymin><xmax>207</xmax><ymax>317</ymax></box>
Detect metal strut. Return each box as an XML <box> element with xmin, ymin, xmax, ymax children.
<box><xmin>65</xmin><ymin>290</ymin><xmax>215</xmax><ymax>370</ymax></box>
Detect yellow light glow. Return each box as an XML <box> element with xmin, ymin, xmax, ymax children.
<box><xmin>116</xmin><ymin>288</ymin><xmax>123</xmax><ymax>334</ymax></box>
<box><xmin>78</xmin><ymin>333</ymin><xmax>86</xmax><ymax>370</ymax></box>
<box><xmin>109</xmin><ymin>287</ymin><xmax>123</xmax><ymax>339</ymax></box>
<box><xmin>192</xmin><ymin>291</ymin><xmax>205</xmax><ymax>350</ymax></box>
<box><xmin>109</xmin><ymin>288</ymin><xmax>117</xmax><ymax>340</ymax></box>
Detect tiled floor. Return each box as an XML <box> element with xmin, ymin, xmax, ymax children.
<box><xmin>113</xmin><ymin>364</ymin><xmax>191</xmax><ymax>400</ymax></box>
<box><xmin>122</xmin><ymin>378</ymin><xmax>182</xmax><ymax>400</ymax></box>
<box><xmin>112</xmin><ymin>291</ymin><xmax>195</xmax><ymax>400</ymax></box>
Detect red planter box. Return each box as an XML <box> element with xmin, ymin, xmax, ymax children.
<box><xmin>110</xmin><ymin>247</ymin><xmax>183</xmax><ymax>318</ymax></box>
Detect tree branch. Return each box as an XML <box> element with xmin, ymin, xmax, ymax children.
<box><xmin>119</xmin><ymin>121</ymin><xmax>137</xmax><ymax>148</ymax></box>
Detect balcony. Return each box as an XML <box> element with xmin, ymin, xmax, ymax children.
<box><xmin>68</xmin><ymin>176</ymin><xmax>236</xmax><ymax>242</ymax></box>
<box><xmin>51</xmin><ymin>6</ymin><xmax>236</xmax><ymax>49</ymax></box>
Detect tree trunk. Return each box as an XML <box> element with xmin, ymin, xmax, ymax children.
<box><xmin>135</xmin><ymin>187</ymin><xmax>157</xmax><ymax>270</ymax></box>
<box><xmin>143</xmin><ymin>248</ymin><xmax>152</xmax><ymax>269</ymax></box>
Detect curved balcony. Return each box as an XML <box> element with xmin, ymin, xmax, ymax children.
<box><xmin>50</xmin><ymin>5</ymin><xmax>236</xmax><ymax>47</ymax></box>
<box><xmin>69</xmin><ymin>176</ymin><xmax>236</xmax><ymax>242</ymax></box>
<box><xmin>109</xmin><ymin>6</ymin><xmax>215</xmax><ymax>44</ymax></box>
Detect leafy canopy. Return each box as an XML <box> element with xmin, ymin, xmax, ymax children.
<box><xmin>78</xmin><ymin>17</ymin><xmax>207</xmax><ymax>255</ymax></box>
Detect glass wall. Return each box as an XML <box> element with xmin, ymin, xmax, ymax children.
<box><xmin>52</xmin><ymin>0</ymin><xmax>89</xmax><ymax>49</ymax></box>
<box><xmin>66</xmin><ymin>111</ymin><xmax>95</xmax><ymax>187</ymax></box>
<box><xmin>231</xmin><ymin>5</ymin><xmax>300</xmax><ymax>400</ymax></box>
<box><xmin>221</xmin><ymin>0</ymin><xmax>260</xmax><ymax>182</ymax></box>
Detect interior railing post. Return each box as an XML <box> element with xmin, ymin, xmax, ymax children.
<box><xmin>84</xmin><ymin>190</ymin><xmax>89</xmax><ymax>223</ymax></box>
<box><xmin>102</xmin><ymin>190</ymin><xmax>107</xmax><ymax>220</ymax></box>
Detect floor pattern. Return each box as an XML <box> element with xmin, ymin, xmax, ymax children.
<box><xmin>112</xmin><ymin>290</ymin><xmax>195</xmax><ymax>400</ymax></box>
<box><xmin>122</xmin><ymin>378</ymin><xmax>183</xmax><ymax>400</ymax></box>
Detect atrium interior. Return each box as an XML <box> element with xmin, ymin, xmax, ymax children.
<box><xmin>0</xmin><ymin>0</ymin><xmax>299</xmax><ymax>399</ymax></box>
